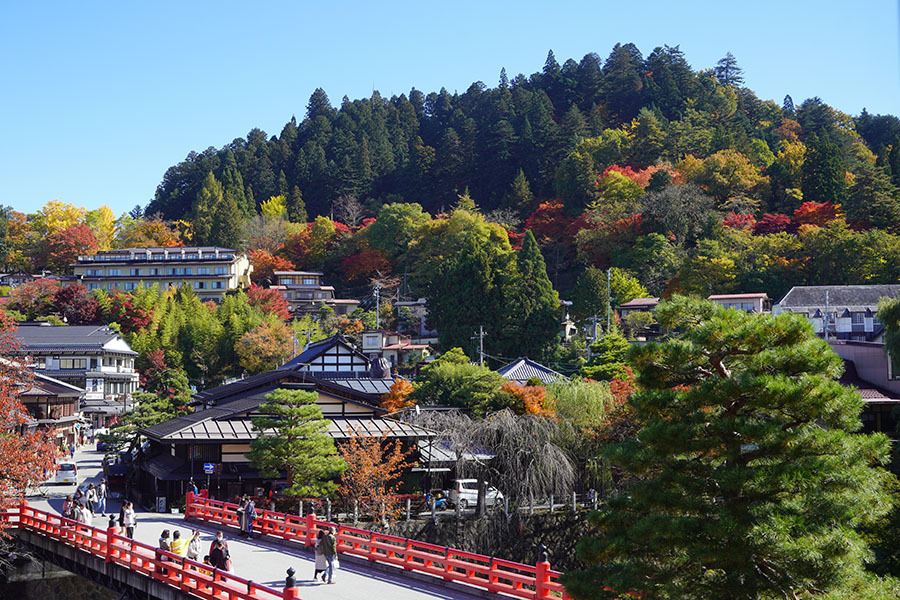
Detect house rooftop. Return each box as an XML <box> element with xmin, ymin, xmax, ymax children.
<box><xmin>777</xmin><ymin>285</ymin><xmax>900</xmax><ymax>308</ymax></box>
<box><xmin>618</xmin><ymin>297</ymin><xmax>660</xmax><ymax>309</ymax></box>
<box><xmin>13</xmin><ymin>324</ymin><xmax>137</xmax><ymax>355</ymax></box>
<box><xmin>497</xmin><ymin>357</ymin><xmax>567</xmax><ymax>386</ymax></box>
<box><xmin>709</xmin><ymin>293</ymin><xmax>770</xmax><ymax>300</ymax></box>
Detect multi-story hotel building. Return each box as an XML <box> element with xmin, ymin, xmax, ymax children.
<box><xmin>14</xmin><ymin>323</ymin><xmax>140</xmax><ymax>427</ymax></box>
<box><xmin>72</xmin><ymin>247</ymin><xmax>252</xmax><ymax>301</ymax></box>
<box><xmin>271</xmin><ymin>270</ymin><xmax>359</xmax><ymax>316</ymax></box>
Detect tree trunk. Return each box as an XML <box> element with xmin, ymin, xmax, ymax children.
<box><xmin>477</xmin><ymin>478</ymin><xmax>487</xmax><ymax>517</ymax></box>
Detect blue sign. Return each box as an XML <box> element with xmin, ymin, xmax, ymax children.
<box><xmin>203</xmin><ymin>463</ymin><xmax>215</xmax><ymax>474</ymax></box>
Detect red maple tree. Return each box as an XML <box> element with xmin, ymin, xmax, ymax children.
<box><xmin>0</xmin><ymin>312</ymin><xmax>57</xmax><ymax>537</ymax></box>
<box><xmin>723</xmin><ymin>212</ymin><xmax>757</xmax><ymax>231</ymax></box>
<box><xmin>246</xmin><ymin>284</ymin><xmax>292</xmax><ymax>321</ymax></box>
<box><xmin>753</xmin><ymin>213</ymin><xmax>794</xmax><ymax>235</ymax></box>
<box><xmin>341</xmin><ymin>248</ymin><xmax>391</xmax><ymax>283</ymax></box>
<box><xmin>53</xmin><ymin>284</ymin><xmax>100</xmax><ymax>325</ymax></box>
<box><xmin>248</xmin><ymin>249</ymin><xmax>296</xmax><ymax>286</ymax></box>
<box><xmin>41</xmin><ymin>224</ymin><xmax>98</xmax><ymax>272</ymax></box>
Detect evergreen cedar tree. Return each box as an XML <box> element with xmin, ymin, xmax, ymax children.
<box><xmin>564</xmin><ymin>296</ymin><xmax>895</xmax><ymax>600</ymax></box>
<box><xmin>0</xmin><ymin>312</ymin><xmax>57</xmax><ymax>538</ymax></box>
<box><xmin>247</xmin><ymin>388</ymin><xmax>346</xmax><ymax>499</ymax></box>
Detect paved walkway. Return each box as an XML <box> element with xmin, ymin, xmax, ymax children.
<box><xmin>27</xmin><ymin>447</ymin><xmax>486</xmax><ymax>600</ymax></box>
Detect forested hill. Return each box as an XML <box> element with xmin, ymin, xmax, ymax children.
<box><xmin>146</xmin><ymin>43</ymin><xmax>900</xmax><ymax>222</ymax></box>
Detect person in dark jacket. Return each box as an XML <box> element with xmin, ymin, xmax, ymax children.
<box><xmin>209</xmin><ymin>539</ymin><xmax>229</xmax><ymax>570</ymax></box>
<box><xmin>321</xmin><ymin>526</ymin><xmax>337</xmax><ymax>584</ymax></box>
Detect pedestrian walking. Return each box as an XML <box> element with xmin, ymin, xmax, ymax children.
<box><xmin>208</xmin><ymin>531</ymin><xmax>232</xmax><ymax>571</ymax></box>
<box><xmin>87</xmin><ymin>483</ymin><xmax>98</xmax><ymax>513</ymax></box>
<box><xmin>122</xmin><ymin>501</ymin><xmax>136</xmax><ymax>538</ymax></box>
<box><xmin>243</xmin><ymin>497</ymin><xmax>256</xmax><ymax>539</ymax></box>
<box><xmin>68</xmin><ymin>442</ymin><xmax>75</xmax><ymax>458</ymax></box>
<box><xmin>189</xmin><ymin>479</ymin><xmax>198</xmax><ymax>495</ymax></box>
<box><xmin>313</xmin><ymin>529</ymin><xmax>327</xmax><ymax>581</ymax></box>
<box><xmin>158</xmin><ymin>529</ymin><xmax>171</xmax><ymax>575</ymax></box>
<box><xmin>321</xmin><ymin>526</ymin><xmax>337</xmax><ymax>584</ymax></box>
<box><xmin>97</xmin><ymin>478</ymin><xmax>108</xmax><ymax>516</ymax></box>
<box><xmin>237</xmin><ymin>496</ymin><xmax>248</xmax><ymax>535</ymax></box>
<box><xmin>171</xmin><ymin>530</ymin><xmax>188</xmax><ymax>557</ymax></box>
<box><xmin>62</xmin><ymin>495</ymin><xmax>74</xmax><ymax>520</ymax></box>
<box><xmin>118</xmin><ymin>504</ymin><xmax>125</xmax><ymax>533</ymax></box>
<box><xmin>209</xmin><ymin>539</ymin><xmax>228</xmax><ymax>571</ymax></box>
<box><xmin>187</xmin><ymin>529</ymin><xmax>202</xmax><ymax>561</ymax></box>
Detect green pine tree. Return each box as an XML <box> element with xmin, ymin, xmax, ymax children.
<box><xmin>287</xmin><ymin>186</ymin><xmax>307</xmax><ymax>223</ymax></box>
<box><xmin>565</xmin><ymin>296</ymin><xmax>895</xmax><ymax>600</ymax></box>
<box><xmin>211</xmin><ymin>183</ymin><xmax>243</xmax><ymax>248</ymax></box>
<box><xmin>579</xmin><ymin>329</ymin><xmax>630</xmax><ymax>381</ymax></box>
<box><xmin>193</xmin><ymin>171</ymin><xmax>222</xmax><ymax>245</ymax></box>
<box><xmin>801</xmin><ymin>132</ymin><xmax>848</xmax><ymax>205</ymax></box>
<box><xmin>889</xmin><ymin>135</ymin><xmax>900</xmax><ymax>188</ymax></box>
<box><xmin>247</xmin><ymin>388</ymin><xmax>346</xmax><ymax>498</ymax></box>
<box><xmin>510</xmin><ymin>230</ymin><xmax>561</xmax><ymax>359</ymax></box>
<box><xmin>504</xmin><ymin>168</ymin><xmax>534</xmax><ymax>215</ymax></box>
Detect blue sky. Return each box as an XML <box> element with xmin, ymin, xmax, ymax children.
<box><xmin>2</xmin><ymin>1</ymin><xmax>898</xmax><ymax>215</ymax></box>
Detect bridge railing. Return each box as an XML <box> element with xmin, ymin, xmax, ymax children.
<box><xmin>3</xmin><ymin>501</ymin><xmax>301</xmax><ymax>600</ymax></box>
<box><xmin>186</xmin><ymin>492</ymin><xmax>569</xmax><ymax>600</ymax></box>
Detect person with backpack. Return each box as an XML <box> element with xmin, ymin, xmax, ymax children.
<box><xmin>209</xmin><ymin>539</ymin><xmax>229</xmax><ymax>571</ymax></box>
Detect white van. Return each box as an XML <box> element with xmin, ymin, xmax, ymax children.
<box><xmin>449</xmin><ymin>479</ymin><xmax>503</xmax><ymax>509</ymax></box>
<box><xmin>54</xmin><ymin>461</ymin><xmax>78</xmax><ymax>485</ymax></box>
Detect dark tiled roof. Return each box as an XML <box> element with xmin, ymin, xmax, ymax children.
<box><xmin>497</xmin><ymin>357</ymin><xmax>567</xmax><ymax>385</ymax></box>
<box><xmin>778</xmin><ymin>285</ymin><xmax>900</xmax><ymax>308</ymax></box>
<box><xmin>327</xmin><ymin>378</ymin><xmax>395</xmax><ymax>396</ymax></box>
<box><xmin>14</xmin><ymin>324</ymin><xmax>137</xmax><ymax>355</ymax></box>
<box><xmin>618</xmin><ymin>297</ymin><xmax>660</xmax><ymax>309</ymax></box>
<box><xmin>839</xmin><ymin>360</ymin><xmax>900</xmax><ymax>403</ymax></box>
<box><xmin>21</xmin><ymin>372</ymin><xmax>83</xmax><ymax>397</ymax></box>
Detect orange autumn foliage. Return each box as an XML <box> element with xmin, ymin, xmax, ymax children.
<box><xmin>381</xmin><ymin>379</ymin><xmax>415</xmax><ymax>413</ymax></box>
<box><xmin>0</xmin><ymin>312</ymin><xmax>58</xmax><ymax>538</ymax></box>
<box><xmin>337</xmin><ymin>431</ymin><xmax>415</xmax><ymax>524</ymax></box>
<box><xmin>501</xmin><ymin>382</ymin><xmax>552</xmax><ymax>415</ymax></box>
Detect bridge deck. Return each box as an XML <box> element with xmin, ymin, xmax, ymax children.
<box><xmin>25</xmin><ymin>448</ymin><xmax>495</xmax><ymax>600</ymax></box>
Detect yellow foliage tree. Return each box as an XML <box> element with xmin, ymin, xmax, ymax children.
<box><xmin>39</xmin><ymin>200</ymin><xmax>86</xmax><ymax>235</ymax></box>
<box><xmin>260</xmin><ymin>195</ymin><xmax>287</xmax><ymax>219</ymax></box>
<box><xmin>85</xmin><ymin>206</ymin><xmax>116</xmax><ymax>250</ymax></box>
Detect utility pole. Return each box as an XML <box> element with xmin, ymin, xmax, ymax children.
<box><xmin>374</xmin><ymin>282</ymin><xmax>381</xmax><ymax>329</ymax></box>
<box><xmin>471</xmin><ymin>326</ymin><xmax>487</xmax><ymax>366</ymax></box>
<box><xmin>606</xmin><ymin>268</ymin><xmax>612</xmax><ymax>332</ymax></box>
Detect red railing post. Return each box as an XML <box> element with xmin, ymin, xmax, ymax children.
<box><xmin>535</xmin><ymin>560</ymin><xmax>551</xmax><ymax>599</ymax></box>
<box><xmin>185</xmin><ymin>491</ymin><xmax>194</xmax><ymax>518</ymax></box>
<box><xmin>305</xmin><ymin>512</ymin><xmax>316</xmax><ymax>547</ymax></box>
<box><xmin>18</xmin><ymin>498</ymin><xmax>28</xmax><ymax>528</ymax></box>
<box><xmin>106</xmin><ymin>526</ymin><xmax>117</xmax><ymax>563</ymax></box>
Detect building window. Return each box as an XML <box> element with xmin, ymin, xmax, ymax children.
<box><xmin>184</xmin><ymin>268</ymin><xmax>192</xmax><ymax>275</ymax></box>
<box><xmin>148</xmin><ymin>268</ymin><xmax>160</xmax><ymax>276</ymax></box>
<box><xmin>86</xmin><ymin>283</ymin><xmax>99</xmax><ymax>290</ymax></box>
<box><xmin>198</xmin><ymin>267</ymin><xmax>210</xmax><ymax>275</ymax></box>
<box><xmin>280</xmin><ymin>278</ymin><xmax>293</xmax><ymax>285</ymax></box>
<box><xmin>851</xmin><ymin>312</ymin><xmax>865</xmax><ymax>325</ymax></box>
<box><xmin>214</xmin><ymin>267</ymin><xmax>227</xmax><ymax>275</ymax></box>
<box><xmin>106</xmin><ymin>283</ymin><xmax>116</xmax><ymax>290</ymax></box>
<box><xmin>123</xmin><ymin>282</ymin><xmax>135</xmax><ymax>290</ymax></box>
<box><xmin>167</xmin><ymin>268</ymin><xmax>177</xmax><ymax>275</ymax></box>
<box><xmin>130</xmin><ymin>268</ymin><xmax>142</xmax><ymax>276</ymax></box>
<box><xmin>86</xmin><ymin>268</ymin><xmax>102</xmax><ymax>276</ymax></box>
<box><xmin>302</xmin><ymin>278</ymin><xmax>317</xmax><ymax>285</ymax></box>
<box><xmin>59</xmin><ymin>358</ymin><xmax>87</xmax><ymax>370</ymax></box>
<box><xmin>211</xmin><ymin>281</ymin><xmax>224</xmax><ymax>289</ymax></box>
<box><xmin>194</xmin><ymin>281</ymin><xmax>205</xmax><ymax>289</ymax></box>
<box><xmin>108</xmin><ymin>269</ymin><xmax>121</xmax><ymax>276</ymax></box>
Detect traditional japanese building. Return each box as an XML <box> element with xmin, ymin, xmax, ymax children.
<box><xmin>19</xmin><ymin>370</ymin><xmax>84</xmax><ymax>451</ymax></box>
<box><xmin>135</xmin><ymin>334</ymin><xmax>430</xmax><ymax>506</ymax></box>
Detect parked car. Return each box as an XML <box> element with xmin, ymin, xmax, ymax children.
<box><xmin>53</xmin><ymin>461</ymin><xmax>78</xmax><ymax>485</ymax></box>
<box><xmin>448</xmin><ymin>479</ymin><xmax>503</xmax><ymax>509</ymax></box>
